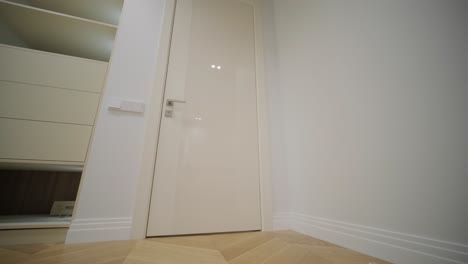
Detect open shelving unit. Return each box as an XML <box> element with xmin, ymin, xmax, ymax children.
<box><xmin>0</xmin><ymin>215</ymin><xmax>72</xmax><ymax>229</ymax></box>
<box><xmin>0</xmin><ymin>169</ymin><xmax>82</xmax><ymax>229</ymax></box>
<box><xmin>6</xmin><ymin>0</ymin><xmax>123</xmax><ymax>26</ymax></box>
<box><xmin>0</xmin><ymin>0</ymin><xmax>121</xmax><ymax>61</ymax></box>
<box><xmin>0</xmin><ymin>0</ymin><xmax>124</xmax><ymax>230</ymax></box>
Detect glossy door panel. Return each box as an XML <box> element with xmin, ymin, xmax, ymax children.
<box><xmin>147</xmin><ymin>0</ymin><xmax>260</xmax><ymax>236</ymax></box>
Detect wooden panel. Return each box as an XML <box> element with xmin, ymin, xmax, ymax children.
<box><xmin>0</xmin><ymin>81</ymin><xmax>100</xmax><ymax>125</ymax></box>
<box><xmin>0</xmin><ymin>44</ymin><xmax>108</xmax><ymax>92</ymax></box>
<box><xmin>0</xmin><ymin>171</ymin><xmax>27</xmax><ymax>215</ymax></box>
<box><xmin>0</xmin><ymin>170</ymin><xmax>81</xmax><ymax>215</ymax></box>
<box><xmin>0</xmin><ymin>118</ymin><xmax>92</xmax><ymax>162</ymax></box>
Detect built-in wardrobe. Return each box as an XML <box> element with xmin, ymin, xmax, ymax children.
<box><xmin>0</xmin><ymin>0</ymin><xmax>123</xmax><ymax>230</ymax></box>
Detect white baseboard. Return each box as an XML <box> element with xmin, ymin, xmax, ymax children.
<box><xmin>273</xmin><ymin>212</ymin><xmax>468</xmax><ymax>264</ymax></box>
<box><xmin>65</xmin><ymin>217</ymin><xmax>132</xmax><ymax>244</ymax></box>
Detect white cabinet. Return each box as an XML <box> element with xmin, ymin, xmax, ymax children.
<box><xmin>0</xmin><ymin>0</ymin><xmax>123</xmax><ymax>167</ymax></box>
<box><xmin>0</xmin><ymin>81</ymin><xmax>100</xmax><ymax>125</ymax></box>
<box><xmin>0</xmin><ymin>118</ymin><xmax>92</xmax><ymax>162</ymax></box>
<box><xmin>0</xmin><ymin>45</ymin><xmax>107</xmax><ymax>164</ymax></box>
<box><xmin>0</xmin><ymin>45</ymin><xmax>108</xmax><ymax>93</ymax></box>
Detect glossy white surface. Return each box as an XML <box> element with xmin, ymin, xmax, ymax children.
<box><xmin>147</xmin><ymin>0</ymin><xmax>261</xmax><ymax>236</ymax></box>
<box><xmin>0</xmin><ymin>118</ymin><xmax>92</xmax><ymax>162</ymax></box>
<box><xmin>0</xmin><ymin>44</ymin><xmax>108</xmax><ymax>93</ymax></box>
<box><xmin>0</xmin><ymin>44</ymin><xmax>106</xmax><ymax>165</ymax></box>
<box><xmin>0</xmin><ymin>81</ymin><xmax>100</xmax><ymax>125</ymax></box>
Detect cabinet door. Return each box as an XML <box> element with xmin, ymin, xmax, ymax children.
<box><xmin>0</xmin><ymin>45</ymin><xmax>108</xmax><ymax>93</ymax></box>
<box><xmin>0</xmin><ymin>81</ymin><xmax>100</xmax><ymax>125</ymax></box>
<box><xmin>0</xmin><ymin>118</ymin><xmax>92</xmax><ymax>162</ymax></box>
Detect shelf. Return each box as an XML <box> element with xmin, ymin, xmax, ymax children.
<box><xmin>0</xmin><ymin>0</ymin><xmax>118</xmax><ymax>61</ymax></box>
<box><xmin>7</xmin><ymin>0</ymin><xmax>123</xmax><ymax>26</ymax></box>
<box><xmin>0</xmin><ymin>215</ymin><xmax>71</xmax><ymax>230</ymax></box>
<box><xmin>0</xmin><ymin>160</ymin><xmax>83</xmax><ymax>171</ymax></box>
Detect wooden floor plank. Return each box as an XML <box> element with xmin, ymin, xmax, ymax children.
<box><xmin>0</xmin><ymin>248</ymin><xmax>31</xmax><ymax>264</ymax></box>
<box><xmin>124</xmin><ymin>240</ymin><xmax>227</xmax><ymax>264</ymax></box>
<box><xmin>263</xmin><ymin>244</ymin><xmax>333</xmax><ymax>264</ymax></box>
<box><xmin>0</xmin><ymin>230</ymin><xmax>392</xmax><ymax>264</ymax></box>
<box><xmin>273</xmin><ymin>230</ymin><xmax>335</xmax><ymax>247</ymax></box>
<box><xmin>147</xmin><ymin>234</ymin><xmax>217</xmax><ymax>250</ymax></box>
<box><xmin>0</xmin><ymin>243</ymin><xmax>54</xmax><ymax>254</ymax></box>
<box><xmin>212</xmin><ymin>232</ymin><xmax>276</xmax><ymax>261</ymax></box>
<box><xmin>229</xmin><ymin>238</ymin><xmax>287</xmax><ymax>264</ymax></box>
<box><xmin>25</xmin><ymin>240</ymin><xmax>136</xmax><ymax>264</ymax></box>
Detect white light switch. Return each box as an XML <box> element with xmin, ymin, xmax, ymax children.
<box><xmin>108</xmin><ymin>99</ymin><xmax>145</xmax><ymax>113</ymax></box>
<box><xmin>121</xmin><ymin>101</ymin><xmax>145</xmax><ymax>113</ymax></box>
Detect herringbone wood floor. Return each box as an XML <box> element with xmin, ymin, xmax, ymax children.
<box><xmin>0</xmin><ymin>230</ymin><xmax>391</xmax><ymax>264</ymax></box>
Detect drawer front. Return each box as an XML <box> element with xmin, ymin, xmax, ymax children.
<box><xmin>0</xmin><ymin>45</ymin><xmax>108</xmax><ymax>93</ymax></box>
<box><xmin>0</xmin><ymin>81</ymin><xmax>100</xmax><ymax>125</ymax></box>
<box><xmin>0</xmin><ymin>118</ymin><xmax>92</xmax><ymax>162</ymax></box>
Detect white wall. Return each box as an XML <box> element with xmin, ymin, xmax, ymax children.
<box><xmin>259</xmin><ymin>0</ymin><xmax>289</xmax><ymax>214</ymax></box>
<box><xmin>266</xmin><ymin>0</ymin><xmax>468</xmax><ymax>263</ymax></box>
<box><xmin>66</xmin><ymin>0</ymin><xmax>167</xmax><ymax>243</ymax></box>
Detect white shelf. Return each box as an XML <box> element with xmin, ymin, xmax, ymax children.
<box><xmin>0</xmin><ymin>160</ymin><xmax>83</xmax><ymax>171</ymax></box>
<box><xmin>0</xmin><ymin>215</ymin><xmax>71</xmax><ymax>230</ymax></box>
<box><xmin>7</xmin><ymin>0</ymin><xmax>123</xmax><ymax>26</ymax></box>
<box><xmin>0</xmin><ymin>0</ymin><xmax>118</xmax><ymax>61</ymax></box>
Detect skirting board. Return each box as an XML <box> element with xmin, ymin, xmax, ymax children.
<box><xmin>273</xmin><ymin>212</ymin><xmax>468</xmax><ymax>264</ymax></box>
<box><xmin>65</xmin><ymin>217</ymin><xmax>132</xmax><ymax>244</ymax></box>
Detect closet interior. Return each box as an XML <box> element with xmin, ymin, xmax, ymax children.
<box><xmin>0</xmin><ymin>0</ymin><xmax>124</xmax><ymax>230</ymax></box>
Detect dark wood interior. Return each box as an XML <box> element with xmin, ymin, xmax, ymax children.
<box><xmin>0</xmin><ymin>170</ymin><xmax>81</xmax><ymax>215</ymax></box>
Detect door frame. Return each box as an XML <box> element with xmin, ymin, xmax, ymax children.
<box><xmin>130</xmin><ymin>0</ymin><xmax>272</xmax><ymax>239</ymax></box>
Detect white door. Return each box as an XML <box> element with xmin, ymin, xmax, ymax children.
<box><xmin>147</xmin><ymin>0</ymin><xmax>261</xmax><ymax>236</ymax></box>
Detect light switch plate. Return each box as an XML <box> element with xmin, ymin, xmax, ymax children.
<box><xmin>108</xmin><ymin>98</ymin><xmax>145</xmax><ymax>113</ymax></box>
<box><xmin>120</xmin><ymin>101</ymin><xmax>145</xmax><ymax>113</ymax></box>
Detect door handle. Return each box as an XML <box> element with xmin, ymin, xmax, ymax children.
<box><xmin>166</xmin><ymin>99</ymin><xmax>186</xmax><ymax>107</ymax></box>
<box><xmin>165</xmin><ymin>99</ymin><xmax>186</xmax><ymax>117</ymax></box>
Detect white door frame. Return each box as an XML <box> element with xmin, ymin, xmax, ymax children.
<box><xmin>130</xmin><ymin>0</ymin><xmax>272</xmax><ymax>239</ymax></box>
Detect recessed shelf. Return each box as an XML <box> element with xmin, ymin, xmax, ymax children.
<box><xmin>0</xmin><ymin>160</ymin><xmax>83</xmax><ymax>172</ymax></box>
<box><xmin>0</xmin><ymin>215</ymin><xmax>71</xmax><ymax>230</ymax></box>
<box><xmin>0</xmin><ymin>0</ymin><xmax>118</xmax><ymax>61</ymax></box>
<box><xmin>7</xmin><ymin>0</ymin><xmax>123</xmax><ymax>26</ymax></box>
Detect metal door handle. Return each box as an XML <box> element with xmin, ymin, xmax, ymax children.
<box><xmin>166</xmin><ymin>99</ymin><xmax>186</xmax><ymax>106</ymax></box>
<box><xmin>165</xmin><ymin>99</ymin><xmax>186</xmax><ymax>117</ymax></box>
